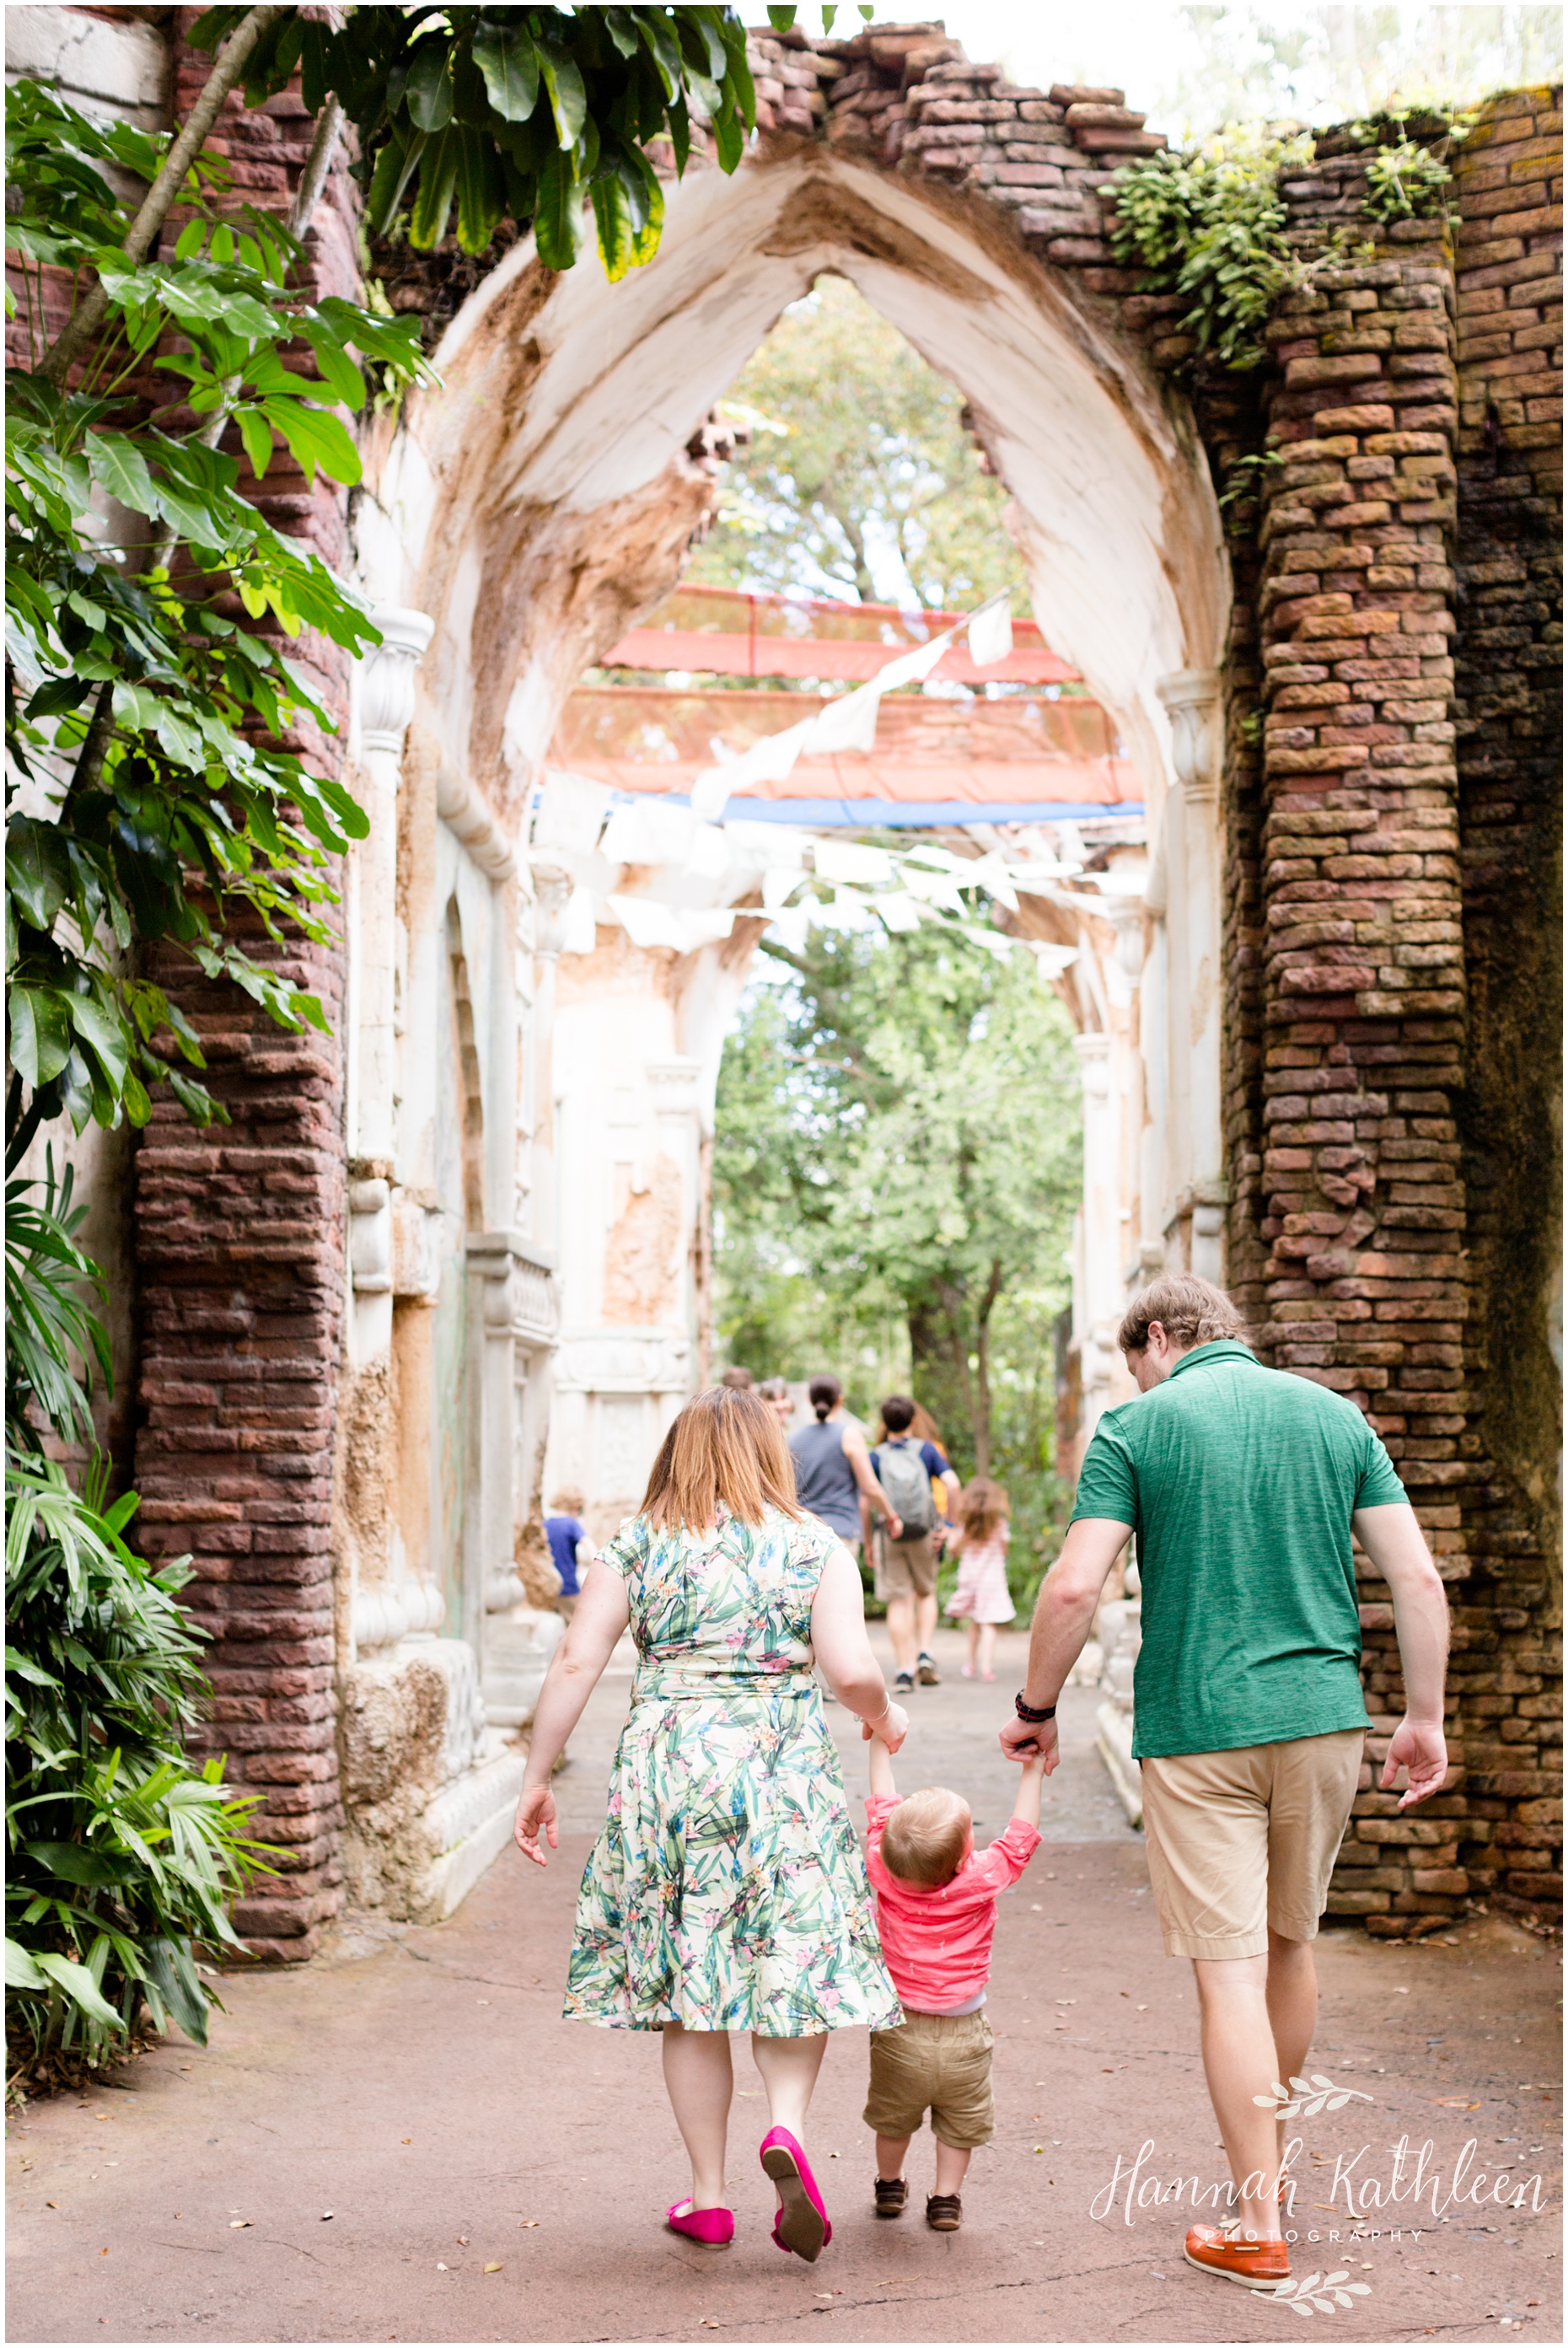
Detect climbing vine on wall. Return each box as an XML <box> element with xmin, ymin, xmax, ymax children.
<box><xmin>1109</xmin><ymin>124</ymin><xmax>1314</xmax><ymax>370</ymax></box>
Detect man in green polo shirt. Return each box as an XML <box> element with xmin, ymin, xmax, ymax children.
<box><xmin>999</xmin><ymin>1274</ymin><xmax>1449</xmax><ymax>2292</ymax></box>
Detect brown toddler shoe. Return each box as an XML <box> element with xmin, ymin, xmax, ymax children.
<box><xmin>926</xmin><ymin>2193</ymin><xmax>963</xmax><ymax>2231</ymax></box>
<box><xmin>874</xmin><ymin>2176</ymin><xmax>908</xmax><ymax>2218</ymax></box>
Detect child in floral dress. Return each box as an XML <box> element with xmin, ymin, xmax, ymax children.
<box><xmin>945</xmin><ymin>1479</ymin><xmax>1015</xmax><ymax>1681</ymax></box>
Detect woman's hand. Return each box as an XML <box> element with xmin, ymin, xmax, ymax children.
<box><xmin>513</xmin><ymin>1782</ymin><xmax>559</xmax><ymax>1867</ymax></box>
<box><xmin>866</xmin><ymin>1700</ymin><xmax>909</xmax><ymax>1754</ymax></box>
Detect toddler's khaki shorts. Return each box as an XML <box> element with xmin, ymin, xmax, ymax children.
<box><xmin>864</xmin><ymin>2008</ymin><xmax>994</xmax><ymax>2149</ymax></box>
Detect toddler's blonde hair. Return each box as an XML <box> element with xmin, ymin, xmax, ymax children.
<box><xmin>880</xmin><ymin>1787</ymin><xmax>972</xmax><ymax>1889</ymax></box>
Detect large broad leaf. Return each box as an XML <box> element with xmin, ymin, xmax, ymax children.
<box><xmin>472</xmin><ymin>19</ymin><xmax>540</xmax><ymax>121</ymax></box>
<box><xmin>533</xmin><ymin>148</ymin><xmax>579</xmax><ymax>273</ymax></box>
<box><xmin>65</xmin><ymin>991</ymin><xmax>131</xmax><ymax>1091</ymax></box>
<box><xmin>364</xmin><ymin>126</ymin><xmax>427</xmax><ymax>236</ymax></box>
<box><xmin>6</xmin><ymin>814</ymin><xmax>72</xmax><ymax>931</ymax></box>
<box><xmin>4</xmin><ymin>1938</ymin><xmax>49</xmax><ymax>1991</ymax></box>
<box><xmin>87</xmin><ymin>433</ymin><xmax>159</xmax><ymax>518</ymax></box>
<box><xmin>403</xmin><ymin>37</ymin><xmax>454</xmax><ymax>133</ymax></box>
<box><xmin>8</xmin><ymin>982</ymin><xmax>75</xmax><ymax>1087</ymax></box>
<box><xmin>261</xmin><ymin>399</ymin><xmax>362</xmax><ymax>489</ymax></box>
<box><xmin>298</xmin><ymin>323</ymin><xmax>366</xmax><ymax>412</ymax></box>
<box><xmin>454</xmin><ymin>125</ymin><xmax>505</xmax><ymax>255</ymax></box>
<box><xmin>141</xmin><ymin>1936</ymin><xmax>211</xmax><ymax>2044</ymax></box>
<box><xmin>409</xmin><ymin>126</ymin><xmax>460</xmax><ymax>251</ymax></box>
<box><xmin>535</xmin><ymin>39</ymin><xmax>587</xmax><ymax>151</ymax></box>
<box><xmin>33</xmin><ymin>1950</ymin><xmax>126</xmax><ymax>2030</ymax></box>
<box><xmin>24</xmin><ymin>1840</ymin><xmax>132</xmax><ymax>1888</ymax></box>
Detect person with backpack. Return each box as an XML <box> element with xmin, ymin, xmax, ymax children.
<box><xmin>870</xmin><ymin>1397</ymin><xmax>962</xmax><ymax>1693</ymax></box>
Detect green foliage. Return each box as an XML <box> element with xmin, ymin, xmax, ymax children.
<box><xmin>6</xmin><ymin>1448</ymin><xmax>269</xmax><ymax>2073</ymax></box>
<box><xmin>1360</xmin><ymin>133</ymin><xmax>1454</xmax><ymax>223</ymax></box>
<box><xmin>1110</xmin><ymin>125</ymin><xmax>1313</xmax><ymax>370</ymax></box>
<box><xmin>713</xmin><ymin>916</ymin><xmax>1081</xmax><ymax>1575</ymax></box>
<box><xmin>4</xmin><ymin>1151</ymin><xmax>111</xmax><ymax>1453</ymax></box>
<box><xmin>192</xmin><ymin>4</ymin><xmax>758</xmax><ymax>281</ymax></box>
<box><xmin>3</xmin><ymin>1160</ymin><xmax>268</xmax><ymax>2079</ymax></box>
<box><xmin>5</xmin><ymin>83</ymin><xmax>432</xmax><ymax>1143</ymax></box>
<box><xmin>685</xmin><ymin>277</ymin><xmax>1028</xmax><ymax>610</ymax></box>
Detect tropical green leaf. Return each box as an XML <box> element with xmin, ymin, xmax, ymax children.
<box><xmin>472</xmin><ymin>19</ymin><xmax>540</xmax><ymax>121</ymax></box>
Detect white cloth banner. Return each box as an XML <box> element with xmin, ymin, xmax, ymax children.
<box><xmin>875</xmin><ymin>892</ymin><xmax>922</xmax><ymax>934</ymax></box>
<box><xmin>689</xmin><ymin>611</ymin><xmax>969</xmax><ymax>818</ymax></box>
<box><xmin>814</xmin><ymin>837</ymin><xmax>894</xmax><ymax>886</ymax></box>
<box><xmin>966</xmin><ymin>591</ymin><xmax>1014</xmax><ymax>669</ymax></box>
<box><xmin>608</xmin><ymin>895</ymin><xmax>738</xmax><ymax>952</ymax></box>
<box><xmin>534</xmin><ymin>771</ymin><xmax>612</xmax><ymax>851</ymax></box>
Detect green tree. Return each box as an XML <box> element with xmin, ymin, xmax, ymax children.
<box><xmin>5</xmin><ymin>3</ymin><xmax>772</xmax><ymax>2076</ymax></box>
<box><xmin>686</xmin><ymin>275</ymin><xmax>1028</xmax><ymax>609</ymax></box>
<box><xmin>713</xmin><ymin>917</ymin><xmax>1081</xmax><ymax>1577</ymax></box>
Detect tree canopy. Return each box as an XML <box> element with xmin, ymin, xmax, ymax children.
<box><xmin>685</xmin><ymin>276</ymin><xmax>1028</xmax><ymax>610</ymax></box>
<box><xmin>714</xmin><ymin>921</ymin><xmax>1081</xmax><ymax>1587</ymax></box>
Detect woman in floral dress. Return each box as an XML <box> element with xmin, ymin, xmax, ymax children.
<box><xmin>513</xmin><ymin>1385</ymin><xmax>909</xmax><ymax>2260</ymax></box>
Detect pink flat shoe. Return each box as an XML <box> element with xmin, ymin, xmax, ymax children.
<box><xmin>667</xmin><ymin>2199</ymin><xmax>733</xmax><ymax>2247</ymax></box>
<box><xmin>960</xmin><ymin>1665</ymin><xmax>975</xmax><ymax>1679</ymax></box>
<box><xmin>760</xmin><ymin>2126</ymin><xmax>831</xmax><ymax>2262</ymax></box>
<box><xmin>980</xmin><ymin>1670</ymin><xmax>996</xmax><ymax>1682</ymax></box>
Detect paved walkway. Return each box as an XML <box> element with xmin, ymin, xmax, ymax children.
<box><xmin>7</xmin><ymin>1627</ymin><xmax>1560</xmax><ymax>2343</ymax></box>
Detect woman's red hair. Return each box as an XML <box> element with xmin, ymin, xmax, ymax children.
<box><xmin>640</xmin><ymin>1385</ymin><xmax>804</xmax><ymax>1531</ymax></box>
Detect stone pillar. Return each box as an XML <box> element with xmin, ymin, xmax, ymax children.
<box><xmin>1071</xmin><ymin>1031</ymin><xmax>1120</xmax><ymax>1445</ymax></box>
<box><xmin>647</xmin><ymin>1058</ymin><xmax>704</xmax><ymax>1369</ymax></box>
<box><xmin>346</xmin><ymin>609</ymin><xmax>433</xmax><ymax>1370</ymax></box>
<box><xmin>1157</xmin><ymin>667</ymin><xmax>1228</xmax><ymax>1277</ymax></box>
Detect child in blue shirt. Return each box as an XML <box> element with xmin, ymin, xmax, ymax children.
<box><xmin>544</xmin><ymin>1487</ymin><xmax>588</xmax><ymax>1617</ymax></box>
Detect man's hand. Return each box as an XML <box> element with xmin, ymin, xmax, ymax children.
<box><xmin>884</xmin><ymin>1513</ymin><xmax>903</xmax><ymax>1541</ymax></box>
<box><xmin>1381</xmin><ymin>1714</ymin><xmax>1447</xmax><ymax>1809</ymax></box>
<box><xmin>513</xmin><ymin>1783</ymin><xmax>558</xmax><ymax>1866</ymax></box>
<box><xmin>999</xmin><ymin>1713</ymin><xmax>1061</xmax><ymax>1775</ymax></box>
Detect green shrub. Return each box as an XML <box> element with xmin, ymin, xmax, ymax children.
<box><xmin>4</xmin><ymin>1157</ymin><xmax>268</xmax><ymax>2089</ymax></box>
<box><xmin>1110</xmin><ymin>126</ymin><xmax>1313</xmax><ymax>370</ymax></box>
<box><xmin>1361</xmin><ymin>135</ymin><xmax>1453</xmax><ymax>223</ymax></box>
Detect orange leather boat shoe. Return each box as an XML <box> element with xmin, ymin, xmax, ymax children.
<box><xmin>1184</xmin><ymin>2223</ymin><xmax>1290</xmax><ymax>2290</ymax></box>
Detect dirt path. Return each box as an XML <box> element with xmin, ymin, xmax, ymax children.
<box><xmin>7</xmin><ymin>1627</ymin><xmax>1560</xmax><ymax>2343</ymax></box>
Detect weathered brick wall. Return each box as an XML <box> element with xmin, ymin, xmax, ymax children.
<box><xmin>134</xmin><ymin>918</ymin><xmax>348</xmax><ymax>1963</ymax></box>
<box><xmin>1448</xmin><ymin>87</ymin><xmax>1563</xmax><ymax>1922</ymax></box>
<box><xmin>124</xmin><ymin>18</ymin><xmax>364</xmax><ymax>1962</ymax></box>
<box><xmin>1220</xmin><ymin>101</ymin><xmax>1562</xmax><ymax>1930</ymax></box>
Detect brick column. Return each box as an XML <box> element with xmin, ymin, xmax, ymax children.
<box><xmin>1450</xmin><ymin>86</ymin><xmax>1563</xmax><ymax>1920</ymax></box>
<box><xmin>128</xmin><ymin>20</ymin><xmax>363</xmax><ymax>1959</ymax></box>
<box><xmin>1253</xmin><ymin>243</ymin><xmax>1470</xmax><ymax>1925</ymax></box>
<box><xmin>133</xmin><ymin>926</ymin><xmax>348</xmax><ymax>1962</ymax></box>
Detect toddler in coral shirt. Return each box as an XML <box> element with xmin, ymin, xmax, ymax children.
<box><xmin>861</xmin><ymin>1733</ymin><xmax>1044</xmax><ymax>2232</ymax></box>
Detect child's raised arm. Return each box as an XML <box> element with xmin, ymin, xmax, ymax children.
<box><xmin>1012</xmin><ymin>1749</ymin><xmax>1047</xmax><ymax>1832</ymax></box>
<box><xmin>867</xmin><ymin>1733</ymin><xmax>898</xmax><ymax>1803</ymax></box>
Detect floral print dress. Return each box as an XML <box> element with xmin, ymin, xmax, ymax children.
<box><xmin>564</xmin><ymin>1504</ymin><xmax>902</xmax><ymax>2037</ymax></box>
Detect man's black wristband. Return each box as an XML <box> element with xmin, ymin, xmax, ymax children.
<box><xmin>1015</xmin><ymin>1694</ymin><xmax>1056</xmax><ymax>1724</ymax></box>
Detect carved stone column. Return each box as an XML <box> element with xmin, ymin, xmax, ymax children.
<box><xmin>647</xmin><ymin>1057</ymin><xmax>704</xmax><ymax>1373</ymax></box>
<box><xmin>1157</xmin><ymin>668</ymin><xmax>1227</xmax><ymax>1277</ymax></box>
<box><xmin>349</xmin><ymin>606</ymin><xmax>433</xmax><ymax>1367</ymax></box>
<box><xmin>1072</xmin><ymin>1030</ymin><xmax>1120</xmax><ymax>1445</ymax></box>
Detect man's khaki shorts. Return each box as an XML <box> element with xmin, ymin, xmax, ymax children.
<box><xmin>864</xmin><ymin>2009</ymin><xmax>994</xmax><ymax>2149</ymax></box>
<box><xmin>1139</xmin><ymin>1727</ymin><xmax>1365</xmax><ymax>1960</ymax></box>
<box><xmin>879</xmin><ymin>1532</ymin><xmax>937</xmax><ymax>1600</ymax></box>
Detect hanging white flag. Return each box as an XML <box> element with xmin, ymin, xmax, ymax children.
<box><xmin>876</xmin><ymin>892</ymin><xmax>922</xmax><ymax>934</ymax></box>
<box><xmin>814</xmin><ymin>837</ymin><xmax>895</xmax><ymax>886</ymax></box>
<box><xmin>967</xmin><ymin>590</ymin><xmax>1014</xmax><ymax>669</ymax></box>
<box><xmin>534</xmin><ymin>771</ymin><xmax>613</xmax><ymax>850</ymax></box>
<box><xmin>690</xmin><ymin>615</ymin><xmax>964</xmax><ymax>813</ymax></box>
